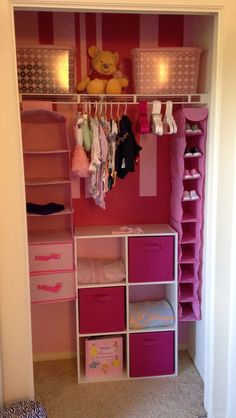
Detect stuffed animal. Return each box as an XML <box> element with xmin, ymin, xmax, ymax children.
<box><xmin>77</xmin><ymin>45</ymin><xmax>129</xmax><ymax>94</ymax></box>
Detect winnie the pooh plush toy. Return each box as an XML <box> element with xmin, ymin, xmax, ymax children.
<box><xmin>77</xmin><ymin>45</ymin><xmax>129</xmax><ymax>94</ymax></box>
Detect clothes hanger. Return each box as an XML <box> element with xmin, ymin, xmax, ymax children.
<box><xmin>116</xmin><ymin>102</ymin><xmax>121</xmax><ymax>121</ymax></box>
<box><xmin>151</xmin><ymin>100</ymin><xmax>163</xmax><ymax>136</ymax></box>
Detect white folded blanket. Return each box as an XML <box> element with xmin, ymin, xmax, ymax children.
<box><xmin>77</xmin><ymin>258</ymin><xmax>126</xmax><ymax>284</ymax></box>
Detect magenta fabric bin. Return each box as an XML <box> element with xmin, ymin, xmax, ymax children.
<box><xmin>128</xmin><ymin>237</ymin><xmax>174</xmax><ymax>282</ymax></box>
<box><xmin>129</xmin><ymin>331</ymin><xmax>175</xmax><ymax>377</ymax></box>
<box><xmin>79</xmin><ymin>287</ymin><xmax>126</xmax><ymax>333</ymax></box>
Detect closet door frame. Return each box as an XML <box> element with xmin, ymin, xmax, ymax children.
<box><xmin>1</xmin><ymin>2</ymin><xmax>236</xmax><ymax>418</ymax></box>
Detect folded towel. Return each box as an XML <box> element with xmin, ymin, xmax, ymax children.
<box><xmin>77</xmin><ymin>259</ymin><xmax>126</xmax><ymax>284</ymax></box>
<box><xmin>129</xmin><ymin>299</ymin><xmax>175</xmax><ymax>329</ymax></box>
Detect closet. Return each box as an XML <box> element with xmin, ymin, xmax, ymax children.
<box><xmin>14</xmin><ymin>10</ymin><xmax>214</xmax><ymax>382</ymax></box>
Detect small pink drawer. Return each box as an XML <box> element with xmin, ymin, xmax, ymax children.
<box><xmin>128</xmin><ymin>236</ymin><xmax>174</xmax><ymax>282</ymax></box>
<box><xmin>129</xmin><ymin>331</ymin><xmax>175</xmax><ymax>377</ymax></box>
<box><xmin>29</xmin><ymin>242</ymin><xmax>73</xmax><ymax>273</ymax></box>
<box><xmin>30</xmin><ymin>271</ymin><xmax>75</xmax><ymax>303</ymax></box>
<box><xmin>79</xmin><ymin>287</ymin><xmax>126</xmax><ymax>334</ymax></box>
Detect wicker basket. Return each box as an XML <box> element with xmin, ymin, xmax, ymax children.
<box><xmin>131</xmin><ymin>47</ymin><xmax>202</xmax><ymax>94</ymax></box>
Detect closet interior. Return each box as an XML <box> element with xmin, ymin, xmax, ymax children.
<box><xmin>14</xmin><ymin>10</ymin><xmax>215</xmax><ymax>382</ymax></box>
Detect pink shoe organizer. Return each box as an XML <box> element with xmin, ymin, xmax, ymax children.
<box><xmin>170</xmin><ymin>107</ymin><xmax>208</xmax><ymax>321</ymax></box>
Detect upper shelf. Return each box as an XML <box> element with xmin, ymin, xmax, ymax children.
<box><xmin>20</xmin><ymin>93</ymin><xmax>209</xmax><ymax>106</ymax></box>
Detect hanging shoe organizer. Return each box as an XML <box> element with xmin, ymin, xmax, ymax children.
<box><xmin>170</xmin><ymin>107</ymin><xmax>208</xmax><ymax>321</ymax></box>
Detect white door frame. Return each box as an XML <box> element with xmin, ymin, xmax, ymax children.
<box><xmin>2</xmin><ymin>1</ymin><xmax>235</xmax><ymax>417</ymax></box>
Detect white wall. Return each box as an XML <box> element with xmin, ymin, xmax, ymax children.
<box><xmin>1</xmin><ymin>2</ymin><xmax>236</xmax><ymax>418</ymax></box>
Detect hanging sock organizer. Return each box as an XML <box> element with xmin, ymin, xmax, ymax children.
<box><xmin>170</xmin><ymin>106</ymin><xmax>208</xmax><ymax>321</ymax></box>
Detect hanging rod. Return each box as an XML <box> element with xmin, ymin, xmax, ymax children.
<box><xmin>19</xmin><ymin>93</ymin><xmax>208</xmax><ymax>105</ymax></box>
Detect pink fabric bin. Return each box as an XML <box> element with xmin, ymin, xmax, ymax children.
<box><xmin>128</xmin><ymin>237</ymin><xmax>174</xmax><ymax>282</ymax></box>
<box><xmin>79</xmin><ymin>287</ymin><xmax>126</xmax><ymax>333</ymax></box>
<box><xmin>85</xmin><ymin>336</ymin><xmax>123</xmax><ymax>379</ymax></box>
<box><xmin>129</xmin><ymin>331</ymin><xmax>175</xmax><ymax>377</ymax></box>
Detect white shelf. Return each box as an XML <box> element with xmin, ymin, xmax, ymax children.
<box><xmin>20</xmin><ymin>92</ymin><xmax>209</xmax><ymax>105</ymax></box>
<box><xmin>128</xmin><ymin>280</ymin><xmax>175</xmax><ymax>286</ymax></box>
<box><xmin>25</xmin><ymin>178</ymin><xmax>71</xmax><ymax>186</ymax></box>
<box><xmin>23</xmin><ymin>149</ymin><xmax>69</xmax><ymax>155</ymax></box>
<box><xmin>78</xmin><ymin>330</ymin><xmax>128</xmax><ymax>338</ymax></box>
<box><xmin>129</xmin><ymin>325</ymin><xmax>176</xmax><ymax>333</ymax></box>
<box><xmin>28</xmin><ymin>229</ymin><xmax>73</xmax><ymax>244</ymax></box>
<box><xmin>77</xmin><ymin>280</ymin><xmax>126</xmax><ymax>289</ymax></box>
<box><xmin>27</xmin><ymin>207</ymin><xmax>73</xmax><ymax>217</ymax></box>
<box><xmin>74</xmin><ymin>223</ymin><xmax>177</xmax><ymax>239</ymax></box>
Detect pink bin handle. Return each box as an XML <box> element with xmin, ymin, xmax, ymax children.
<box><xmin>143</xmin><ymin>245</ymin><xmax>161</xmax><ymax>251</ymax></box>
<box><xmin>142</xmin><ymin>340</ymin><xmax>162</xmax><ymax>347</ymax></box>
<box><xmin>37</xmin><ymin>282</ymin><xmax>62</xmax><ymax>293</ymax></box>
<box><xmin>35</xmin><ymin>253</ymin><xmax>61</xmax><ymax>261</ymax></box>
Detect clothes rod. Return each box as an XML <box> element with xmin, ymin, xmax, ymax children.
<box><xmin>19</xmin><ymin>93</ymin><xmax>208</xmax><ymax>105</ymax></box>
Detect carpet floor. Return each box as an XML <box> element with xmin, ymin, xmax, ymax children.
<box><xmin>34</xmin><ymin>351</ymin><xmax>207</xmax><ymax>418</ymax></box>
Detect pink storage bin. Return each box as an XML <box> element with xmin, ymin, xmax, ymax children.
<box><xmin>128</xmin><ymin>237</ymin><xmax>174</xmax><ymax>282</ymax></box>
<box><xmin>129</xmin><ymin>331</ymin><xmax>175</xmax><ymax>377</ymax></box>
<box><xmin>30</xmin><ymin>271</ymin><xmax>75</xmax><ymax>303</ymax></box>
<box><xmin>29</xmin><ymin>242</ymin><xmax>74</xmax><ymax>273</ymax></box>
<box><xmin>85</xmin><ymin>336</ymin><xmax>123</xmax><ymax>379</ymax></box>
<box><xmin>131</xmin><ymin>47</ymin><xmax>202</xmax><ymax>94</ymax></box>
<box><xmin>79</xmin><ymin>287</ymin><xmax>126</xmax><ymax>334</ymax></box>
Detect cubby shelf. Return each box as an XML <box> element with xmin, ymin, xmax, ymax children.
<box><xmin>21</xmin><ymin>109</ymin><xmax>75</xmax><ymax>305</ymax></box>
<box><xmin>74</xmin><ymin>224</ymin><xmax>178</xmax><ymax>383</ymax></box>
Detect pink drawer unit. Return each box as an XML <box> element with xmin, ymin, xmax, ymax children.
<box><xmin>128</xmin><ymin>236</ymin><xmax>174</xmax><ymax>282</ymax></box>
<box><xmin>29</xmin><ymin>242</ymin><xmax>73</xmax><ymax>273</ymax></box>
<box><xmin>79</xmin><ymin>287</ymin><xmax>126</xmax><ymax>334</ymax></box>
<box><xmin>30</xmin><ymin>271</ymin><xmax>75</xmax><ymax>303</ymax></box>
<box><xmin>129</xmin><ymin>331</ymin><xmax>175</xmax><ymax>377</ymax></box>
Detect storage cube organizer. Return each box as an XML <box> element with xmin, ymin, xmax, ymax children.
<box><xmin>131</xmin><ymin>47</ymin><xmax>202</xmax><ymax>94</ymax></box>
<box><xmin>85</xmin><ymin>336</ymin><xmax>123</xmax><ymax>378</ymax></box>
<box><xmin>17</xmin><ymin>47</ymin><xmax>76</xmax><ymax>94</ymax></box>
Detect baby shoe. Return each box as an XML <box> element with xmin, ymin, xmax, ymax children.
<box><xmin>191</xmin><ymin>147</ymin><xmax>202</xmax><ymax>156</ymax></box>
<box><xmin>183</xmin><ymin>190</ymin><xmax>191</xmax><ymax>201</ymax></box>
<box><xmin>185</xmin><ymin>123</ymin><xmax>192</xmax><ymax>133</ymax></box>
<box><xmin>184</xmin><ymin>146</ymin><xmax>192</xmax><ymax>157</ymax></box>
<box><xmin>191</xmin><ymin>168</ymin><xmax>201</xmax><ymax>178</ymax></box>
<box><xmin>183</xmin><ymin>169</ymin><xmax>191</xmax><ymax>179</ymax></box>
<box><xmin>190</xmin><ymin>190</ymin><xmax>200</xmax><ymax>200</ymax></box>
<box><xmin>191</xmin><ymin>124</ymin><xmax>202</xmax><ymax>133</ymax></box>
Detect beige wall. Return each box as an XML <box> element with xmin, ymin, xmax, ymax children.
<box><xmin>1</xmin><ymin>1</ymin><xmax>236</xmax><ymax>416</ymax></box>
<box><xmin>0</xmin><ymin>0</ymin><xmax>34</xmax><ymax>403</ymax></box>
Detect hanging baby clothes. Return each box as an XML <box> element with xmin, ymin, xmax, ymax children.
<box><xmin>71</xmin><ymin>114</ymin><xmax>89</xmax><ymax>178</ymax></box>
<box><xmin>107</xmin><ymin>118</ymin><xmax>118</xmax><ymax>189</ymax></box>
<box><xmin>89</xmin><ymin>117</ymin><xmax>108</xmax><ymax>209</ymax></box>
<box><xmin>115</xmin><ymin>115</ymin><xmax>142</xmax><ymax>179</ymax></box>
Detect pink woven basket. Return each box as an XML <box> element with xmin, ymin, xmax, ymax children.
<box><xmin>131</xmin><ymin>47</ymin><xmax>202</xmax><ymax>94</ymax></box>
